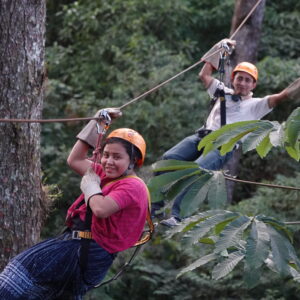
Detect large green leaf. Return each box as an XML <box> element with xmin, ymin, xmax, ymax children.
<box><xmin>183</xmin><ymin>211</ymin><xmax>239</xmax><ymax>246</ymax></box>
<box><xmin>197</xmin><ymin>121</ymin><xmax>258</xmax><ymax>152</ymax></box>
<box><xmin>151</xmin><ymin>159</ymin><xmax>199</xmax><ymax>172</ymax></box>
<box><xmin>285</xmin><ymin>143</ymin><xmax>300</xmax><ymax>161</ymax></box>
<box><xmin>212</xmin><ymin>250</ymin><xmax>245</xmax><ymax>280</ymax></box>
<box><xmin>269</xmin><ymin>124</ymin><xmax>285</xmax><ymax>147</ymax></box>
<box><xmin>255</xmin><ymin>134</ymin><xmax>273</xmax><ymax>158</ymax></box>
<box><xmin>214</xmin><ymin>125</ymin><xmax>258</xmax><ymax>149</ymax></box>
<box><xmin>243</xmin><ymin>265</ymin><xmax>262</xmax><ymax>289</ymax></box>
<box><xmin>166</xmin><ymin>210</ymin><xmax>231</xmax><ymax>238</ymax></box>
<box><xmin>215</xmin><ymin>215</ymin><xmax>252</xmax><ymax>253</ymax></box>
<box><xmin>147</xmin><ymin>167</ymin><xmax>200</xmax><ymax>202</ymax></box>
<box><xmin>259</xmin><ymin>216</ymin><xmax>293</xmax><ymax>242</ymax></box>
<box><xmin>219</xmin><ymin>130</ymin><xmax>252</xmax><ymax>155</ymax></box>
<box><xmin>285</xmin><ymin>107</ymin><xmax>300</xmax><ymax>148</ymax></box>
<box><xmin>165</xmin><ymin>173</ymin><xmax>211</xmax><ymax>202</ymax></box>
<box><xmin>207</xmin><ymin>171</ymin><xmax>227</xmax><ymax>209</ymax></box>
<box><xmin>242</xmin><ymin>121</ymin><xmax>276</xmax><ymax>152</ymax></box>
<box><xmin>245</xmin><ymin>220</ymin><xmax>270</xmax><ymax>272</ymax></box>
<box><xmin>177</xmin><ymin>253</ymin><xmax>218</xmax><ymax>278</ymax></box>
<box><xmin>180</xmin><ymin>173</ymin><xmax>213</xmax><ymax>217</ymax></box>
<box><xmin>267</xmin><ymin>225</ymin><xmax>293</xmax><ymax>276</ymax></box>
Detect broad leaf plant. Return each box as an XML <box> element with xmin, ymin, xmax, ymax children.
<box><xmin>147</xmin><ymin>107</ymin><xmax>300</xmax><ymax>287</ymax></box>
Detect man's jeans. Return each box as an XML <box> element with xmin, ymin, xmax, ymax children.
<box><xmin>152</xmin><ymin>133</ymin><xmax>233</xmax><ymax>220</ymax></box>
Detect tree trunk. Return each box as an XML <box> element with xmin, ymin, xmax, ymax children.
<box><xmin>0</xmin><ymin>0</ymin><xmax>46</xmax><ymax>270</ymax></box>
<box><xmin>224</xmin><ymin>0</ymin><xmax>266</xmax><ymax>203</ymax></box>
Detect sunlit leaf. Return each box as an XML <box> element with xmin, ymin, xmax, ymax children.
<box><xmin>269</xmin><ymin>124</ymin><xmax>285</xmax><ymax>147</ymax></box>
<box><xmin>242</xmin><ymin>121</ymin><xmax>276</xmax><ymax>152</ymax></box>
<box><xmin>256</xmin><ymin>134</ymin><xmax>273</xmax><ymax>158</ymax></box>
<box><xmin>198</xmin><ymin>121</ymin><xmax>258</xmax><ymax>153</ymax></box>
<box><xmin>285</xmin><ymin>144</ymin><xmax>300</xmax><ymax>161</ymax></box>
<box><xmin>219</xmin><ymin>130</ymin><xmax>252</xmax><ymax>155</ymax></box>
<box><xmin>151</xmin><ymin>159</ymin><xmax>199</xmax><ymax>172</ymax></box>
<box><xmin>285</xmin><ymin>107</ymin><xmax>300</xmax><ymax>147</ymax></box>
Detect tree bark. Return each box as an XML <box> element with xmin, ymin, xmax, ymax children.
<box><xmin>224</xmin><ymin>0</ymin><xmax>266</xmax><ymax>203</ymax></box>
<box><xmin>0</xmin><ymin>0</ymin><xmax>46</xmax><ymax>270</ymax></box>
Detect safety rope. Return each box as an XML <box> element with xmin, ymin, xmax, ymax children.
<box><xmin>0</xmin><ymin>0</ymin><xmax>263</xmax><ymax>124</ymax></box>
<box><xmin>224</xmin><ymin>174</ymin><xmax>300</xmax><ymax>191</ymax></box>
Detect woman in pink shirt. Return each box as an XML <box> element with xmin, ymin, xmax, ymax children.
<box><xmin>0</xmin><ymin>109</ymin><xmax>150</xmax><ymax>299</ymax></box>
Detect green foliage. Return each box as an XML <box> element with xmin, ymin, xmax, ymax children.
<box><xmin>198</xmin><ymin>108</ymin><xmax>300</xmax><ymax>160</ymax></box>
<box><xmin>148</xmin><ymin>160</ymin><xmax>229</xmax><ymax>217</ymax></box>
<box><xmin>172</xmin><ymin>210</ymin><xmax>300</xmax><ymax>288</ymax></box>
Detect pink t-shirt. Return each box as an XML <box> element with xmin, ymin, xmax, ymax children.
<box><xmin>66</xmin><ymin>164</ymin><xmax>149</xmax><ymax>253</ymax></box>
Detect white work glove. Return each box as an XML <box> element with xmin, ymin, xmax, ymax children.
<box><xmin>201</xmin><ymin>38</ymin><xmax>236</xmax><ymax>70</ymax></box>
<box><xmin>80</xmin><ymin>168</ymin><xmax>102</xmax><ymax>205</ymax></box>
<box><xmin>286</xmin><ymin>77</ymin><xmax>300</xmax><ymax>100</ymax></box>
<box><xmin>76</xmin><ymin>108</ymin><xmax>122</xmax><ymax>148</ymax></box>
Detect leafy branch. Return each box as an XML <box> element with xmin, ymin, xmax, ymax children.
<box><xmin>148</xmin><ymin>108</ymin><xmax>300</xmax><ymax>287</ymax></box>
<box><xmin>170</xmin><ymin>210</ymin><xmax>300</xmax><ymax>288</ymax></box>
<box><xmin>198</xmin><ymin>107</ymin><xmax>300</xmax><ymax>160</ymax></box>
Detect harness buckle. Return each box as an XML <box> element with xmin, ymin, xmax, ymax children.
<box><xmin>72</xmin><ymin>230</ymin><xmax>82</xmax><ymax>240</ymax></box>
<box><xmin>72</xmin><ymin>230</ymin><xmax>93</xmax><ymax>240</ymax></box>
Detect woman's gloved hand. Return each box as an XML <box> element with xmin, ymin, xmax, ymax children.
<box><xmin>80</xmin><ymin>168</ymin><xmax>102</xmax><ymax>205</ymax></box>
<box><xmin>76</xmin><ymin>107</ymin><xmax>122</xmax><ymax>148</ymax></box>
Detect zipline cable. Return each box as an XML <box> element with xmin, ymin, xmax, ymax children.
<box><xmin>0</xmin><ymin>0</ymin><xmax>263</xmax><ymax>124</ymax></box>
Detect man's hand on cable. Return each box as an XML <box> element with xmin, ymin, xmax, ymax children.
<box><xmin>285</xmin><ymin>77</ymin><xmax>300</xmax><ymax>100</ymax></box>
<box><xmin>80</xmin><ymin>168</ymin><xmax>102</xmax><ymax>205</ymax></box>
<box><xmin>76</xmin><ymin>107</ymin><xmax>122</xmax><ymax>148</ymax></box>
<box><xmin>201</xmin><ymin>38</ymin><xmax>236</xmax><ymax>70</ymax></box>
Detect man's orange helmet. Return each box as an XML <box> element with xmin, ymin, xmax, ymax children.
<box><xmin>107</xmin><ymin>128</ymin><xmax>146</xmax><ymax>166</ymax></box>
<box><xmin>231</xmin><ymin>62</ymin><xmax>258</xmax><ymax>81</ymax></box>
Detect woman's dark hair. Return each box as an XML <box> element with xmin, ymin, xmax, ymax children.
<box><xmin>102</xmin><ymin>137</ymin><xmax>142</xmax><ymax>168</ymax></box>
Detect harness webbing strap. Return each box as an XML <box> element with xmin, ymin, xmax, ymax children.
<box><xmin>219</xmin><ymin>89</ymin><xmax>226</xmax><ymax>126</ymax></box>
<box><xmin>79</xmin><ymin>205</ymin><xmax>93</xmax><ymax>284</ymax></box>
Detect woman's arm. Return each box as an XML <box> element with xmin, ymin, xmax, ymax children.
<box><xmin>89</xmin><ymin>194</ymin><xmax>120</xmax><ymax>218</ymax></box>
<box><xmin>67</xmin><ymin>140</ymin><xmax>93</xmax><ymax>176</ymax></box>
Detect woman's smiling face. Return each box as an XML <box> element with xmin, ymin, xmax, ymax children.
<box><xmin>101</xmin><ymin>142</ymin><xmax>131</xmax><ymax>178</ymax></box>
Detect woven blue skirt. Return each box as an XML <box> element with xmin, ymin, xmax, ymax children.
<box><xmin>0</xmin><ymin>232</ymin><xmax>115</xmax><ymax>300</ymax></box>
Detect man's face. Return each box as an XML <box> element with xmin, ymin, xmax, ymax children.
<box><xmin>232</xmin><ymin>71</ymin><xmax>256</xmax><ymax>96</ymax></box>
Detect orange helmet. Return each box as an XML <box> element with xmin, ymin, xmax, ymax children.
<box><xmin>231</xmin><ymin>62</ymin><xmax>258</xmax><ymax>81</ymax></box>
<box><xmin>107</xmin><ymin>128</ymin><xmax>146</xmax><ymax>166</ymax></box>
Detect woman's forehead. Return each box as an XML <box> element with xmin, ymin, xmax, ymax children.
<box><xmin>103</xmin><ymin>142</ymin><xmax>127</xmax><ymax>153</ymax></box>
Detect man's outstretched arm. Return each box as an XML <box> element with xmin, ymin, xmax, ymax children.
<box><xmin>268</xmin><ymin>77</ymin><xmax>300</xmax><ymax>108</ymax></box>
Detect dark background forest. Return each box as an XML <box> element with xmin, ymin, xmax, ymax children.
<box><xmin>42</xmin><ymin>0</ymin><xmax>300</xmax><ymax>299</ymax></box>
